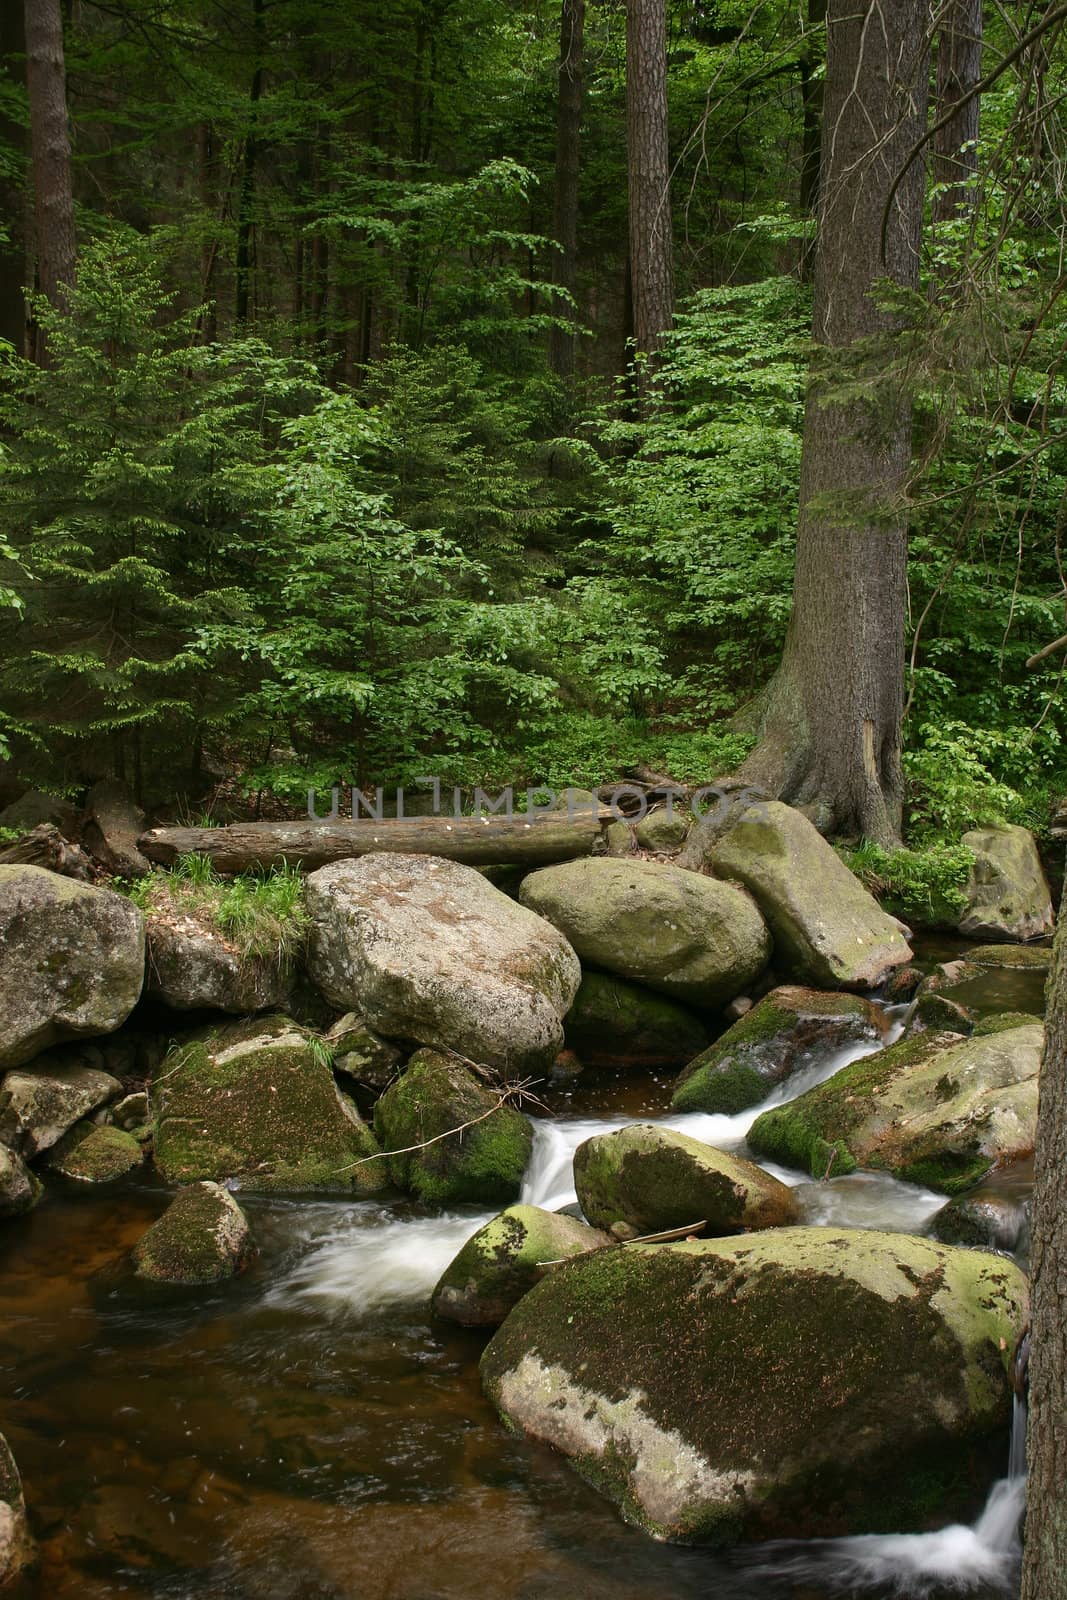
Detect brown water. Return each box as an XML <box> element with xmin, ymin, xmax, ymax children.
<box><xmin>1</xmin><ymin>953</ymin><xmax>1035</xmax><ymax>1600</ymax></box>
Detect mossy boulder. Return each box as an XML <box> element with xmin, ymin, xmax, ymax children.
<box><xmin>634</xmin><ymin>808</ymin><xmax>690</xmax><ymax>853</ymax></box>
<box><xmin>904</xmin><ymin>989</ymin><xmax>974</xmax><ymax>1037</ymax></box>
<box><xmin>0</xmin><ymin>1431</ymin><xmax>33</xmax><ymax>1586</ymax></box>
<box><xmin>969</xmin><ymin>943</ymin><xmax>1052</xmax><ymax>971</ymax></box>
<box><xmin>132</xmin><ymin>1182</ymin><xmax>255</xmax><ymax>1284</ymax></box>
<box><xmin>671</xmin><ymin>986</ymin><xmax>885</xmax><ymax>1115</ymax></box>
<box><xmin>710</xmin><ymin>801</ymin><xmax>912</xmax><ymax>988</ymax></box>
<box><xmin>0</xmin><ymin>1146</ymin><xmax>41</xmax><ymax>1219</ymax></box>
<box><xmin>145</xmin><ymin>910</ymin><xmax>293</xmax><ymax>1014</ymax></box>
<box><xmin>44</xmin><ymin>1120</ymin><xmax>144</xmax><ymax>1184</ymax></box>
<box><xmin>518</xmin><ymin>858</ymin><xmax>770</xmax><ymax>1009</ymax></box>
<box><xmin>958</xmin><ymin>825</ymin><xmax>1054</xmax><ymax>943</ymax></box>
<box><xmin>0</xmin><ymin>1055</ymin><xmax>121</xmax><ymax>1158</ymax></box>
<box><xmin>325</xmin><ymin>1012</ymin><xmax>403</xmax><ymax>1090</ymax></box>
<box><xmin>564</xmin><ymin>971</ymin><xmax>709</xmax><ymax>1072</ymax></box>
<box><xmin>152</xmin><ymin>1017</ymin><xmax>386</xmax><ymax>1195</ymax></box>
<box><xmin>373</xmin><ymin>1050</ymin><xmax>533</xmax><ymax>1206</ymax></box>
<box><xmin>431</xmin><ymin>1204</ymin><xmax>610</xmax><ymax>1326</ymax></box>
<box><xmin>480</xmin><ymin>1227</ymin><xmax>1028</xmax><ymax>1544</ymax></box>
<box><xmin>573</xmin><ymin>1123</ymin><xmax>798</xmax><ymax>1238</ymax></box>
<box><xmin>930</xmin><ymin>1189</ymin><xmax>1030</xmax><ymax>1254</ymax></box>
<box><xmin>749</xmin><ymin>1023</ymin><xmax>1042</xmax><ymax>1194</ymax></box>
<box><xmin>306</xmin><ymin>854</ymin><xmax>580</xmax><ymax>1075</ymax></box>
<box><xmin>0</xmin><ymin>864</ymin><xmax>145</xmax><ymax>1069</ymax></box>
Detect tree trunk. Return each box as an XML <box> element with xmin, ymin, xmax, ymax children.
<box><xmin>550</xmin><ymin>0</ymin><xmax>584</xmax><ymax>379</ymax></box>
<box><xmin>739</xmin><ymin>0</ymin><xmax>931</xmax><ymax>846</ymax></box>
<box><xmin>0</xmin><ymin>2</ymin><xmax>27</xmax><ymax>354</ymax></box>
<box><xmin>626</xmin><ymin>0</ymin><xmax>674</xmax><ymax>398</ymax></box>
<box><xmin>139</xmin><ymin>811</ymin><xmax>615</xmax><ymax>874</ymax></box>
<box><xmin>798</xmin><ymin>0</ymin><xmax>826</xmax><ymax>217</ymax></box>
<box><xmin>932</xmin><ymin>0</ymin><xmax>982</xmax><ymax>224</ymax></box>
<box><xmin>1021</xmin><ymin>894</ymin><xmax>1067</xmax><ymax>1600</ymax></box>
<box><xmin>234</xmin><ymin>0</ymin><xmax>265</xmax><ymax>329</ymax></box>
<box><xmin>24</xmin><ymin>0</ymin><xmax>75</xmax><ymax>363</ymax></box>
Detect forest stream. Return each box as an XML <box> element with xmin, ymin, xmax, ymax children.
<box><xmin>0</xmin><ymin>949</ymin><xmax>1044</xmax><ymax>1600</ymax></box>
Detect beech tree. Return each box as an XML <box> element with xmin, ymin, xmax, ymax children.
<box><xmin>740</xmin><ymin>0</ymin><xmax>932</xmax><ymax>845</ymax></box>
<box><xmin>24</xmin><ymin>0</ymin><xmax>75</xmax><ymax>363</ymax></box>
<box><xmin>626</xmin><ymin>0</ymin><xmax>674</xmax><ymax>391</ymax></box>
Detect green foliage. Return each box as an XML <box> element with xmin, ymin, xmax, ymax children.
<box><xmin>842</xmin><ymin>841</ymin><xmax>975</xmax><ymax>929</ymax></box>
<box><xmin>130</xmin><ymin>859</ymin><xmax>309</xmax><ymax>962</ymax></box>
<box><xmin>903</xmin><ymin>722</ymin><xmax>1044</xmax><ymax>841</ymax></box>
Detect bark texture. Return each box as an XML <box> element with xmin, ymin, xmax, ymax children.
<box><xmin>24</xmin><ymin>0</ymin><xmax>75</xmax><ymax>361</ymax></box>
<box><xmin>626</xmin><ymin>0</ymin><xmax>674</xmax><ymax>391</ymax></box>
<box><xmin>0</xmin><ymin>2</ymin><xmax>27</xmax><ymax>353</ymax></box>
<box><xmin>932</xmin><ymin>0</ymin><xmax>982</xmax><ymax>223</ymax></box>
<box><xmin>551</xmin><ymin>0</ymin><xmax>584</xmax><ymax>378</ymax></box>
<box><xmin>1022</xmin><ymin>896</ymin><xmax>1067</xmax><ymax>1600</ymax></box>
<box><xmin>740</xmin><ymin>0</ymin><xmax>931</xmax><ymax>845</ymax></box>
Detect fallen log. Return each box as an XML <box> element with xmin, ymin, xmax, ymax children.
<box><xmin>139</xmin><ymin>809</ymin><xmax>615</xmax><ymax>874</ymax></box>
<box><xmin>0</xmin><ymin>823</ymin><xmax>94</xmax><ymax>879</ymax></box>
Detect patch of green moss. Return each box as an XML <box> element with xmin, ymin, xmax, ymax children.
<box><xmin>969</xmin><ymin>944</ymin><xmax>1052</xmax><ymax>971</ymax></box>
<box><xmin>133</xmin><ymin>1183</ymin><xmax>253</xmax><ymax>1284</ymax></box>
<box><xmin>45</xmin><ymin>1120</ymin><xmax>143</xmax><ymax>1184</ymax></box>
<box><xmin>973</xmin><ymin>1011</ymin><xmax>1041</xmax><ymax>1037</ymax></box>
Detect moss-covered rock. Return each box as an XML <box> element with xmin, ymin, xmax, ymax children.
<box><xmin>573</xmin><ymin>1123</ymin><xmax>798</xmax><ymax>1238</ymax></box>
<box><xmin>0</xmin><ymin>1430</ymin><xmax>34</xmax><ymax>1586</ymax></box>
<box><xmin>634</xmin><ymin>808</ymin><xmax>690</xmax><ymax>853</ymax></box>
<box><xmin>0</xmin><ymin>1055</ymin><xmax>121</xmax><ymax>1158</ymax></box>
<box><xmin>968</xmin><ymin>943</ymin><xmax>1053</xmax><ymax>971</ymax></box>
<box><xmin>132</xmin><ymin>1181</ymin><xmax>255</xmax><ymax>1284</ymax></box>
<box><xmin>152</xmin><ymin>1017</ymin><xmax>386</xmax><ymax>1195</ymax></box>
<box><xmin>518</xmin><ymin>858</ymin><xmax>770</xmax><ymax>1009</ymax></box>
<box><xmin>929</xmin><ymin>1187</ymin><xmax>1030</xmax><ymax>1254</ymax></box>
<box><xmin>0</xmin><ymin>1145</ymin><xmax>41</xmax><ymax>1219</ymax></box>
<box><xmin>564</xmin><ymin>971</ymin><xmax>709</xmax><ymax>1072</ymax></box>
<box><xmin>480</xmin><ymin>1227</ymin><xmax>1028</xmax><ymax>1544</ymax></box>
<box><xmin>671</xmin><ymin>986</ymin><xmax>885</xmax><ymax>1114</ymax></box>
<box><xmin>749</xmin><ymin>1023</ymin><xmax>1042</xmax><ymax>1194</ymax></box>
<box><xmin>603</xmin><ymin>820</ymin><xmax>636</xmax><ymax>857</ymax></box>
<box><xmin>306</xmin><ymin>854</ymin><xmax>581</xmax><ymax>1075</ymax></box>
<box><xmin>431</xmin><ymin>1204</ymin><xmax>610</xmax><ymax>1326</ymax></box>
<box><xmin>0</xmin><ymin>864</ymin><xmax>145</xmax><ymax>1069</ymax></box>
<box><xmin>958</xmin><ymin>825</ymin><xmax>1054</xmax><ymax>943</ymax></box>
<box><xmin>373</xmin><ymin>1050</ymin><xmax>533</xmax><ymax>1206</ymax></box>
<box><xmin>710</xmin><ymin>801</ymin><xmax>912</xmax><ymax>988</ymax></box>
<box><xmin>325</xmin><ymin>1012</ymin><xmax>403</xmax><ymax>1090</ymax></box>
<box><xmin>904</xmin><ymin>989</ymin><xmax>974</xmax><ymax>1037</ymax></box>
<box><xmin>44</xmin><ymin>1120</ymin><xmax>144</xmax><ymax>1184</ymax></box>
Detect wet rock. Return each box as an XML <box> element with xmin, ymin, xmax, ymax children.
<box><xmin>110</xmin><ymin>1091</ymin><xmax>149</xmax><ymax>1131</ymax></box>
<box><xmin>480</xmin><ymin>1227</ymin><xmax>1028</xmax><ymax>1543</ymax></box>
<box><xmin>564</xmin><ymin>971</ymin><xmax>709</xmax><ymax>1072</ymax></box>
<box><xmin>146</xmin><ymin>910</ymin><xmax>294</xmax><ymax>1014</ymax></box>
<box><xmin>710</xmin><ymin>801</ymin><xmax>912</xmax><ymax>988</ymax></box>
<box><xmin>0</xmin><ymin>1431</ymin><xmax>34</xmax><ymax>1586</ymax></box>
<box><xmin>132</xmin><ymin>1181</ymin><xmax>255</xmax><ymax>1284</ymax></box>
<box><xmin>904</xmin><ymin>988</ymin><xmax>974</xmax><ymax>1037</ymax></box>
<box><xmin>885</xmin><ymin>964</ymin><xmax>924</xmax><ymax>1001</ymax></box>
<box><xmin>0</xmin><ymin>865</ymin><xmax>145</xmax><ymax>1069</ymax></box>
<box><xmin>0</xmin><ymin>1145</ymin><xmax>41</xmax><ymax>1218</ymax></box>
<box><xmin>633</xmin><ymin>808</ymin><xmax>690</xmax><ymax>853</ymax></box>
<box><xmin>958</xmin><ymin>825</ymin><xmax>1055</xmax><ymax>942</ymax></box>
<box><xmin>968</xmin><ymin>943</ymin><xmax>1052</xmax><ymax>971</ymax></box>
<box><xmin>518</xmin><ymin>857</ymin><xmax>770</xmax><ymax>1010</ymax></box>
<box><xmin>306</xmin><ymin>854</ymin><xmax>580</xmax><ymax>1075</ymax></box>
<box><xmin>671</xmin><ymin>986</ymin><xmax>885</xmax><ymax>1115</ymax></box>
<box><xmin>749</xmin><ymin>1022</ymin><xmax>1042</xmax><ymax>1194</ymax></box>
<box><xmin>152</xmin><ymin>1017</ymin><xmax>386</xmax><ymax>1195</ymax></box>
<box><xmin>431</xmin><ymin>1204</ymin><xmax>610</xmax><ymax>1326</ymax></box>
<box><xmin>374</xmin><ymin>1049</ymin><xmax>533</xmax><ymax>1207</ymax></box>
<box><xmin>573</xmin><ymin>1123</ymin><xmax>798</xmax><ymax>1238</ymax></box>
<box><xmin>44</xmin><ymin>1120</ymin><xmax>144</xmax><ymax>1184</ymax></box>
<box><xmin>325</xmin><ymin>1013</ymin><xmax>403</xmax><ymax>1090</ymax></box>
<box><xmin>0</xmin><ymin>1056</ymin><xmax>122</xmax><ymax>1157</ymax></box>
<box><xmin>930</xmin><ymin>1187</ymin><xmax>1030</xmax><ymax>1255</ymax></box>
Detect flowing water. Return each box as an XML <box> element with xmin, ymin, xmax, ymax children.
<box><xmin>1</xmin><ymin>969</ymin><xmax>1037</xmax><ymax>1600</ymax></box>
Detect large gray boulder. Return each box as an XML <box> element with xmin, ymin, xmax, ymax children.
<box><xmin>0</xmin><ymin>1432</ymin><xmax>33</xmax><ymax>1586</ymax></box>
<box><xmin>710</xmin><ymin>801</ymin><xmax>912</xmax><ymax>988</ymax></box>
<box><xmin>0</xmin><ymin>1055</ymin><xmax>121</xmax><ymax>1157</ymax></box>
<box><xmin>564</xmin><ymin>971</ymin><xmax>709</xmax><ymax>1071</ymax></box>
<box><xmin>145</xmin><ymin>911</ymin><xmax>293</xmax><ymax>1014</ymax></box>
<box><xmin>305</xmin><ymin>855</ymin><xmax>581</xmax><ymax>1075</ymax></box>
<box><xmin>432</xmin><ymin>1204</ymin><xmax>610</xmax><ymax>1326</ymax></box>
<box><xmin>132</xmin><ymin>1182</ymin><xmax>255</xmax><ymax>1284</ymax></box>
<box><xmin>481</xmin><ymin>1228</ymin><xmax>1027</xmax><ymax>1543</ymax></box>
<box><xmin>958</xmin><ymin>824</ymin><xmax>1055</xmax><ymax>942</ymax></box>
<box><xmin>0</xmin><ymin>865</ymin><xmax>144</xmax><ymax>1069</ymax></box>
<box><xmin>152</xmin><ymin>1017</ymin><xmax>387</xmax><ymax>1195</ymax></box>
<box><xmin>573</xmin><ymin>1123</ymin><xmax>798</xmax><ymax>1238</ymax></box>
<box><xmin>749</xmin><ymin>1022</ymin><xmax>1042</xmax><ymax>1193</ymax></box>
<box><xmin>671</xmin><ymin>986</ymin><xmax>885</xmax><ymax>1114</ymax></box>
<box><xmin>518</xmin><ymin>858</ymin><xmax>770</xmax><ymax>1009</ymax></box>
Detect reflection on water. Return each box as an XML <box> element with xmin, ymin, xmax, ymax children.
<box><xmin>0</xmin><ymin>987</ymin><xmax>1029</xmax><ymax>1600</ymax></box>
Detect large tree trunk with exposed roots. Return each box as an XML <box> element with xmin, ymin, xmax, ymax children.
<box><xmin>1021</xmin><ymin>895</ymin><xmax>1067</xmax><ymax>1600</ymax></box>
<box><xmin>739</xmin><ymin>0</ymin><xmax>932</xmax><ymax>845</ymax></box>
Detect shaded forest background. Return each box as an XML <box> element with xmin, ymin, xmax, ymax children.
<box><xmin>0</xmin><ymin>0</ymin><xmax>1065</xmax><ymax>852</ymax></box>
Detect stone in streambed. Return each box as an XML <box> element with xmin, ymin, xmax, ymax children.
<box><xmin>0</xmin><ymin>1432</ymin><xmax>33</xmax><ymax>1587</ymax></box>
<box><xmin>0</xmin><ymin>1146</ymin><xmax>41</xmax><ymax>1219</ymax></box>
<box><xmin>431</xmin><ymin>1204</ymin><xmax>610</xmax><ymax>1326</ymax></box>
<box><xmin>132</xmin><ymin>1182</ymin><xmax>255</xmax><ymax>1285</ymax></box>
<box><xmin>44</xmin><ymin>1120</ymin><xmax>144</xmax><ymax>1184</ymax></box>
<box><xmin>0</xmin><ymin>1055</ymin><xmax>121</xmax><ymax>1158</ymax></box>
<box><xmin>564</xmin><ymin>970</ymin><xmax>709</xmax><ymax>1072</ymax></box>
<box><xmin>957</xmin><ymin>825</ymin><xmax>1054</xmax><ymax>942</ymax></box>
